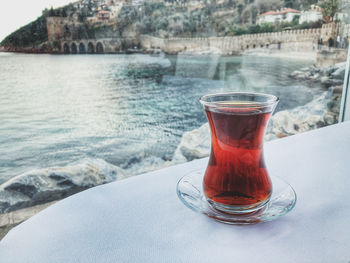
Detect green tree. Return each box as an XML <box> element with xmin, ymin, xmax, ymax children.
<box><xmin>321</xmin><ymin>0</ymin><xmax>340</xmax><ymax>22</ymax></box>
<box><xmin>1</xmin><ymin>16</ymin><xmax>47</xmax><ymax>47</ymax></box>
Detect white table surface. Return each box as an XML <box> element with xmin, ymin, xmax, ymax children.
<box><xmin>1</xmin><ymin>122</ymin><xmax>350</xmax><ymax>263</ymax></box>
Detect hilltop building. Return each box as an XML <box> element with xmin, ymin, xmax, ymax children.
<box><xmin>299</xmin><ymin>5</ymin><xmax>323</xmax><ymax>24</ymax></box>
<box><xmin>258</xmin><ymin>8</ymin><xmax>300</xmax><ymax>25</ymax></box>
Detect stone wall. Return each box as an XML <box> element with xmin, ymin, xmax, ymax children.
<box><xmin>316</xmin><ymin>49</ymin><xmax>348</xmax><ymax>67</ymax></box>
<box><xmin>154</xmin><ymin>27</ymin><xmax>326</xmax><ymax>55</ymax></box>
<box><xmin>140</xmin><ymin>24</ymin><xmax>341</xmax><ymax>55</ymax></box>
<box><xmin>46</xmin><ymin>15</ymin><xmax>343</xmax><ymax>55</ymax></box>
<box><xmin>46</xmin><ymin>17</ymin><xmax>67</xmax><ymax>42</ymax></box>
<box><xmin>46</xmin><ymin>17</ymin><xmax>83</xmax><ymax>42</ymax></box>
<box><xmin>140</xmin><ymin>35</ymin><xmax>165</xmax><ymax>50</ymax></box>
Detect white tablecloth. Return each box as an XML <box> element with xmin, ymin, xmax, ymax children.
<box><xmin>1</xmin><ymin>122</ymin><xmax>350</xmax><ymax>263</ymax></box>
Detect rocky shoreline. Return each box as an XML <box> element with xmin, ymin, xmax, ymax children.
<box><xmin>0</xmin><ymin>61</ymin><xmax>345</xmax><ymax>239</ymax></box>
<box><xmin>0</xmin><ymin>159</ymin><xmax>127</xmax><ymax>214</ymax></box>
<box><xmin>0</xmin><ymin>159</ymin><xmax>128</xmax><ymax>239</ymax></box>
<box><xmin>173</xmin><ymin>87</ymin><xmax>342</xmax><ymax>162</ymax></box>
<box><xmin>289</xmin><ymin>62</ymin><xmax>346</xmax><ymax>87</ymax></box>
<box><xmin>172</xmin><ymin>62</ymin><xmax>345</xmax><ymax>162</ymax></box>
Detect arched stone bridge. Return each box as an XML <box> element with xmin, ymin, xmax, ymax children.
<box><xmin>61</xmin><ymin>38</ymin><xmax>138</xmax><ymax>54</ymax></box>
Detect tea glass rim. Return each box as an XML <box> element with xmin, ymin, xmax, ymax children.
<box><xmin>200</xmin><ymin>92</ymin><xmax>279</xmax><ymax>109</ymax></box>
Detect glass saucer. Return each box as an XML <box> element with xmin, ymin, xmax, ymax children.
<box><xmin>176</xmin><ymin>169</ymin><xmax>297</xmax><ymax>225</ymax></box>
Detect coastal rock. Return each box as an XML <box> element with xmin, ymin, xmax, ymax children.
<box><xmin>0</xmin><ymin>159</ymin><xmax>126</xmax><ymax>213</ymax></box>
<box><xmin>267</xmin><ymin>89</ymin><xmax>341</xmax><ymax>137</ymax></box>
<box><xmin>289</xmin><ymin>62</ymin><xmax>346</xmax><ymax>86</ymax></box>
<box><xmin>0</xmin><ymin>201</ymin><xmax>57</xmax><ymax>240</ymax></box>
<box><xmin>172</xmin><ymin>123</ymin><xmax>211</xmax><ymax>162</ymax></box>
<box><xmin>173</xmin><ymin>89</ymin><xmax>341</xmax><ymax>162</ymax></box>
<box><xmin>320</xmin><ymin>76</ymin><xmax>343</xmax><ymax>87</ymax></box>
<box><xmin>331</xmin><ymin>64</ymin><xmax>346</xmax><ymax>80</ymax></box>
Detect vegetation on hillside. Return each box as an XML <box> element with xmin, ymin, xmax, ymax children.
<box><xmin>1</xmin><ymin>16</ymin><xmax>47</xmax><ymax>47</ymax></box>
<box><xmin>115</xmin><ymin>0</ymin><xmax>324</xmax><ymax>38</ymax></box>
<box><xmin>42</xmin><ymin>4</ymin><xmax>78</xmax><ymax>18</ymax></box>
<box><xmin>0</xmin><ymin>0</ymin><xmax>342</xmax><ymax>47</ymax></box>
<box><xmin>321</xmin><ymin>0</ymin><xmax>340</xmax><ymax>22</ymax></box>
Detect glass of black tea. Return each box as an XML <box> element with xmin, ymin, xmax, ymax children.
<box><xmin>200</xmin><ymin>92</ymin><xmax>279</xmax><ymax>214</ymax></box>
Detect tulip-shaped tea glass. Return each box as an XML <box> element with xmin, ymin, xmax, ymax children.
<box><xmin>200</xmin><ymin>92</ymin><xmax>277</xmax><ymax>214</ymax></box>
<box><xmin>177</xmin><ymin>92</ymin><xmax>296</xmax><ymax>224</ymax></box>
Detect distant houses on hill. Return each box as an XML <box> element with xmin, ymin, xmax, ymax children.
<box><xmin>299</xmin><ymin>5</ymin><xmax>323</xmax><ymax>24</ymax></box>
<box><xmin>257</xmin><ymin>8</ymin><xmax>301</xmax><ymax>25</ymax></box>
<box><xmin>257</xmin><ymin>5</ymin><xmax>323</xmax><ymax>25</ymax></box>
<box><xmin>258</xmin><ymin>5</ymin><xmax>348</xmax><ymax>26</ymax></box>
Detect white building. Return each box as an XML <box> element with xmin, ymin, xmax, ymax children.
<box><xmin>299</xmin><ymin>5</ymin><xmax>323</xmax><ymax>24</ymax></box>
<box><xmin>258</xmin><ymin>10</ymin><xmax>279</xmax><ymax>24</ymax></box>
<box><xmin>258</xmin><ymin>8</ymin><xmax>300</xmax><ymax>25</ymax></box>
<box><xmin>335</xmin><ymin>12</ymin><xmax>349</xmax><ymax>22</ymax></box>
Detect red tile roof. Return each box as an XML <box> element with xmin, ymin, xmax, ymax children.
<box><xmin>279</xmin><ymin>8</ymin><xmax>300</xmax><ymax>14</ymax></box>
<box><xmin>260</xmin><ymin>8</ymin><xmax>300</xmax><ymax>17</ymax></box>
<box><xmin>260</xmin><ymin>10</ymin><xmax>278</xmax><ymax>16</ymax></box>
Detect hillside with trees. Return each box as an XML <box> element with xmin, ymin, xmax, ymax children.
<box><xmin>117</xmin><ymin>0</ymin><xmax>322</xmax><ymax>38</ymax></box>
<box><xmin>1</xmin><ymin>17</ymin><xmax>47</xmax><ymax>47</ymax></box>
<box><xmin>0</xmin><ymin>0</ymin><xmax>343</xmax><ymax>48</ymax></box>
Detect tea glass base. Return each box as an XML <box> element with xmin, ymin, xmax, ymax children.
<box><xmin>207</xmin><ymin>196</ymin><xmax>270</xmax><ymax>215</ymax></box>
<box><xmin>176</xmin><ymin>169</ymin><xmax>297</xmax><ymax>225</ymax></box>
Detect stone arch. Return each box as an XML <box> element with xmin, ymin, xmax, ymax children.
<box><xmin>63</xmin><ymin>43</ymin><xmax>70</xmax><ymax>54</ymax></box>
<box><xmin>79</xmin><ymin>43</ymin><xmax>86</xmax><ymax>53</ymax></box>
<box><xmin>88</xmin><ymin>42</ymin><xmax>95</xmax><ymax>54</ymax></box>
<box><xmin>96</xmin><ymin>42</ymin><xmax>104</xmax><ymax>54</ymax></box>
<box><xmin>71</xmin><ymin>43</ymin><xmax>77</xmax><ymax>54</ymax></box>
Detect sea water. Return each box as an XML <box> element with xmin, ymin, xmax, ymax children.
<box><xmin>0</xmin><ymin>53</ymin><xmax>323</xmax><ymax>183</ymax></box>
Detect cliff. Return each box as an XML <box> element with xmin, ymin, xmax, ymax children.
<box><xmin>0</xmin><ymin>17</ymin><xmax>48</xmax><ymax>52</ymax></box>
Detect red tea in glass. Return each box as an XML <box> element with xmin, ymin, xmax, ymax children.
<box><xmin>200</xmin><ymin>93</ymin><xmax>279</xmax><ymax>214</ymax></box>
